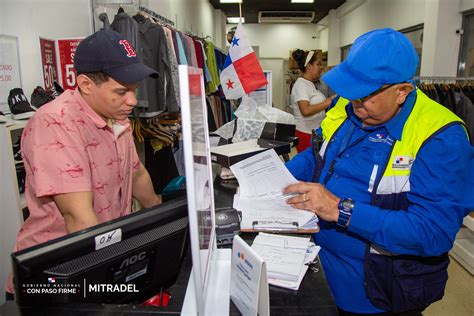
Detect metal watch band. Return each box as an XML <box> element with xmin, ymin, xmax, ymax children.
<box><xmin>337</xmin><ymin>198</ymin><xmax>354</xmax><ymax>228</ymax></box>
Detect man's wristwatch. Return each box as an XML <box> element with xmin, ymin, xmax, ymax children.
<box><xmin>337</xmin><ymin>198</ymin><xmax>355</xmax><ymax>228</ymax></box>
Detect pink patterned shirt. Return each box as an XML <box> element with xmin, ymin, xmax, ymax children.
<box><xmin>7</xmin><ymin>88</ymin><xmax>141</xmax><ymax>293</ymax></box>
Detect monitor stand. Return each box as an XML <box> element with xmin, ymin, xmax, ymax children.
<box><xmin>181</xmin><ymin>248</ymin><xmax>231</xmax><ymax>315</ymax></box>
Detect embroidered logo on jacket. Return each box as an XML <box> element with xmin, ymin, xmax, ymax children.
<box><xmin>392</xmin><ymin>155</ymin><xmax>414</xmax><ymax>169</ymax></box>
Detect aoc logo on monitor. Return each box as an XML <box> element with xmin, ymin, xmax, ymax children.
<box><xmin>120</xmin><ymin>251</ymin><xmax>147</xmax><ymax>269</ymax></box>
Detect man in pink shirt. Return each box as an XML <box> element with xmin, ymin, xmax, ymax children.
<box><xmin>6</xmin><ymin>29</ymin><xmax>161</xmax><ymax>297</ymax></box>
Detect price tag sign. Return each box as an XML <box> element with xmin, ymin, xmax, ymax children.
<box><xmin>0</xmin><ymin>35</ymin><xmax>22</xmax><ymax>113</ymax></box>
<box><xmin>57</xmin><ymin>38</ymin><xmax>83</xmax><ymax>90</ymax></box>
<box><xmin>39</xmin><ymin>38</ymin><xmax>58</xmax><ymax>91</ymax></box>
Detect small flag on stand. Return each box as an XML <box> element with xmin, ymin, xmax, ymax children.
<box><xmin>220</xmin><ymin>23</ymin><xmax>268</xmax><ymax>100</ymax></box>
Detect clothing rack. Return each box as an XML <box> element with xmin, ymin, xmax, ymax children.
<box><xmin>413</xmin><ymin>76</ymin><xmax>474</xmax><ymax>83</ymax></box>
<box><xmin>138</xmin><ymin>5</ymin><xmax>175</xmax><ymax>27</ymax></box>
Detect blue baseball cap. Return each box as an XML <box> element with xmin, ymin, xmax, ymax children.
<box><xmin>322</xmin><ymin>28</ymin><xmax>419</xmax><ymax>100</ymax></box>
<box><xmin>74</xmin><ymin>29</ymin><xmax>158</xmax><ymax>84</ymax></box>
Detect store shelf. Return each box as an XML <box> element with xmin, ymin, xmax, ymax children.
<box><xmin>450</xmin><ymin>228</ymin><xmax>474</xmax><ymax>275</ymax></box>
<box><xmin>463</xmin><ymin>213</ymin><xmax>474</xmax><ymax>232</ymax></box>
<box><xmin>5</xmin><ymin>119</ymin><xmax>27</xmax><ymax>131</ymax></box>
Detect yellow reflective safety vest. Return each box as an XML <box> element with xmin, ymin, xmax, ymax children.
<box><xmin>320</xmin><ymin>89</ymin><xmax>465</xmax><ymax>208</ymax></box>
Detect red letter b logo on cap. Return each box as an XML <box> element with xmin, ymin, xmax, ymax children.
<box><xmin>119</xmin><ymin>40</ymin><xmax>136</xmax><ymax>57</ymax></box>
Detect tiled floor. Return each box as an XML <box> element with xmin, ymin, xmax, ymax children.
<box><xmin>424</xmin><ymin>257</ymin><xmax>474</xmax><ymax>316</ymax></box>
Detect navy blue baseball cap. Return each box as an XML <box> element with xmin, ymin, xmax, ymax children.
<box><xmin>322</xmin><ymin>28</ymin><xmax>419</xmax><ymax>100</ymax></box>
<box><xmin>74</xmin><ymin>29</ymin><xmax>158</xmax><ymax>84</ymax></box>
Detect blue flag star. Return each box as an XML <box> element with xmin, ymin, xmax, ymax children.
<box><xmin>231</xmin><ymin>37</ymin><xmax>240</xmax><ymax>47</ymax></box>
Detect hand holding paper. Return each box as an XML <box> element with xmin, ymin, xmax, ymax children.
<box><xmin>283</xmin><ymin>182</ymin><xmax>340</xmax><ymax>223</ymax></box>
<box><xmin>230</xmin><ymin>150</ymin><xmax>318</xmax><ymax>231</ymax></box>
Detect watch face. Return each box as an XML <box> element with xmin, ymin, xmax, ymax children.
<box><xmin>342</xmin><ymin>199</ymin><xmax>355</xmax><ymax>210</ymax></box>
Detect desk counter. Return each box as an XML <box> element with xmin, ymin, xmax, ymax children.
<box><xmin>1</xmin><ymin>179</ymin><xmax>337</xmax><ymax>315</ymax></box>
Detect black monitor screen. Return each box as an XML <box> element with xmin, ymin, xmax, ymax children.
<box><xmin>11</xmin><ymin>197</ymin><xmax>188</xmax><ymax>306</ymax></box>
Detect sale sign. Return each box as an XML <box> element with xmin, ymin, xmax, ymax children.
<box><xmin>57</xmin><ymin>38</ymin><xmax>83</xmax><ymax>90</ymax></box>
<box><xmin>39</xmin><ymin>38</ymin><xmax>58</xmax><ymax>91</ymax></box>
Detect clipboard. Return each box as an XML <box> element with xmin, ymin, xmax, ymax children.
<box><xmin>240</xmin><ymin>220</ymin><xmax>319</xmax><ymax>234</ymax></box>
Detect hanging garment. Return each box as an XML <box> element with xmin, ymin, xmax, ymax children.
<box><xmin>184</xmin><ymin>35</ymin><xmax>198</xmax><ymax>67</ymax></box>
<box><xmin>193</xmin><ymin>38</ymin><xmax>204</xmax><ymax>69</ymax></box>
<box><xmin>163</xmin><ymin>27</ymin><xmax>177</xmax><ymax>58</ymax></box>
<box><xmin>205</xmin><ymin>41</ymin><xmax>220</xmax><ymax>93</ymax></box>
<box><xmin>137</xmin><ymin>18</ymin><xmax>177</xmax><ymax>116</ymax></box>
<box><xmin>206</xmin><ymin>98</ymin><xmax>217</xmax><ymax>132</ymax></box>
<box><xmin>145</xmin><ymin>142</ymin><xmax>179</xmax><ymax>194</ymax></box>
<box><xmin>111</xmin><ymin>12</ymin><xmax>140</xmax><ymax>50</ymax></box>
<box><xmin>214</xmin><ymin>47</ymin><xmax>224</xmax><ymax>74</ymax></box>
<box><xmin>162</xmin><ymin>26</ymin><xmax>180</xmax><ymax>111</ymax></box>
<box><xmin>178</xmin><ymin>32</ymin><xmax>193</xmax><ymax>66</ymax></box>
<box><xmin>199</xmin><ymin>41</ymin><xmax>211</xmax><ymax>83</ymax></box>
<box><xmin>98</xmin><ymin>12</ymin><xmax>111</xmax><ymax>29</ymax></box>
<box><xmin>455</xmin><ymin>89</ymin><xmax>474</xmax><ymax>143</ymax></box>
<box><xmin>174</xmin><ymin>31</ymin><xmax>188</xmax><ymax>65</ymax></box>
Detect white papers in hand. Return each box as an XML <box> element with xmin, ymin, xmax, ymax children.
<box><xmin>230</xmin><ymin>149</ymin><xmax>297</xmax><ymax>198</ymax></box>
<box><xmin>230</xmin><ymin>150</ymin><xmax>318</xmax><ymax>231</ymax></box>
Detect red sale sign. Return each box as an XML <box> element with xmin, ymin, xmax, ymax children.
<box><xmin>57</xmin><ymin>38</ymin><xmax>83</xmax><ymax>90</ymax></box>
<box><xmin>39</xmin><ymin>38</ymin><xmax>58</xmax><ymax>91</ymax></box>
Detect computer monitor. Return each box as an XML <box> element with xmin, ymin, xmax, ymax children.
<box><xmin>11</xmin><ymin>197</ymin><xmax>188</xmax><ymax>306</ymax></box>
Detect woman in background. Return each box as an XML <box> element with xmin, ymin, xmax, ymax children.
<box><xmin>291</xmin><ymin>49</ymin><xmax>335</xmax><ymax>152</ymax></box>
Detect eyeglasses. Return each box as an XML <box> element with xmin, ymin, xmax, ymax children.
<box><xmin>353</xmin><ymin>83</ymin><xmax>398</xmax><ymax>103</ymax></box>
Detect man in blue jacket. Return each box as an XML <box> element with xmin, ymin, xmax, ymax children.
<box><xmin>284</xmin><ymin>28</ymin><xmax>473</xmax><ymax>315</ymax></box>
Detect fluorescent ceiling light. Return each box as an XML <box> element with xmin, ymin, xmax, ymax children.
<box><xmin>220</xmin><ymin>0</ymin><xmax>243</xmax><ymax>3</ymax></box>
<box><xmin>291</xmin><ymin>0</ymin><xmax>314</xmax><ymax>3</ymax></box>
<box><xmin>227</xmin><ymin>17</ymin><xmax>245</xmax><ymax>23</ymax></box>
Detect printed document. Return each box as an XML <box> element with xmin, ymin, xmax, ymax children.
<box><xmin>267</xmin><ymin>242</ymin><xmax>321</xmax><ymax>290</ymax></box>
<box><xmin>251</xmin><ymin>233</ymin><xmax>321</xmax><ymax>290</ymax></box>
<box><xmin>230</xmin><ymin>150</ymin><xmax>318</xmax><ymax>230</ymax></box>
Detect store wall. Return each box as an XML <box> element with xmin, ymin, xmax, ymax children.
<box><xmin>167</xmin><ymin>0</ymin><xmax>215</xmax><ymax>41</ymax></box>
<box><xmin>460</xmin><ymin>0</ymin><xmax>474</xmax><ymax>12</ymax></box>
<box><xmin>338</xmin><ymin>0</ymin><xmax>425</xmax><ymax>47</ymax></box>
<box><xmin>322</xmin><ymin>0</ymin><xmax>474</xmax><ymax>77</ymax></box>
<box><xmin>2</xmin><ymin>0</ymin><xmax>92</xmax><ymax>100</ymax></box>
<box><xmin>0</xmin><ymin>0</ymin><xmax>5</xmax><ymax>34</ymax></box>
<box><xmin>421</xmin><ymin>0</ymin><xmax>463</xmax><ymax>76</ymax></box>
<box><xmin>259</xmin><ymin>58</ymin><xmax>286</xmax><ymax>110</ymax></box>
<box><xmin>225</xmin><ymin>23</ymin><xmax>322</xmax><ymax>59</ymax></box>
<box><xmin>318</xmin><ymin>16</ymin><xmax>330</xmax><ymax>53</ymax></box>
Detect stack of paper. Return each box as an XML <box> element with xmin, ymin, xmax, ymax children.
<box><xmin>230</xmin><ymin>149</ymin><xmax>318</xmax><ymax>231</ymax></box>
<box><xmin>251</xmin><ymin>233</ymin><xmax>321</xmax><ymax>290</ymax></box>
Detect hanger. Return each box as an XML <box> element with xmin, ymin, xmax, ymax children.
<box><xmin>118</xmin><ymin>5</ymin><xmax>124</xmax><ymax>14</ymax></box>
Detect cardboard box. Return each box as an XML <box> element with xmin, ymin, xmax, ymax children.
<box><xmin>210</xmin><ymin>139</ymin><xmax>291</xmax><ymax>168</ymax></box>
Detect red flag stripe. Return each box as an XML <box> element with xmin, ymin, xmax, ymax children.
<box><xmin>233</xmin><ymin>53</ymin><xmax>268</xmax><ymax>94</ymax></box>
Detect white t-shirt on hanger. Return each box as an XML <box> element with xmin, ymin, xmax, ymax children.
<box><xmin>290</xmin><ymin>77</ymin><xmax>326</xmax><ymax>134</ymax></box>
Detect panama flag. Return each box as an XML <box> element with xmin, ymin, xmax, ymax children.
<box><xmin>220</xmin><ymin>23</ymin><xmax>268</xmax><ymax>100</ymax></box>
